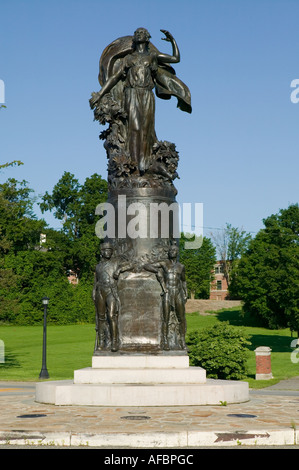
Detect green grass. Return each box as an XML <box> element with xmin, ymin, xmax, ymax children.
<box><xmin>0</xmin><ymin>324</ymin><xmax>95</xmax><ymax>381</ymax></box>
<box><xmin>0</xmin><ymin>308</ymin><xmax>298</xmax><ymax>388</ymax></box>
<box><xmin>187</xmin><ymin>307</ymin><xmax>299</xmax><ymax>389</ymax></box>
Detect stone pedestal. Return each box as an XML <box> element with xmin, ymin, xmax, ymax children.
<box><xmin>255</xmin><ymin>346</ymin><xmax>273</xmax><ymax>380</ymax></box>
<box><xmin>94</xmin><ymin>186</ymin><xmax>184</xmax><ymax>354</ymax></box>
<box><xmin>35</xmin><ymin>353</ymin><xmax>249</xmax><ymax>406</ymax></box>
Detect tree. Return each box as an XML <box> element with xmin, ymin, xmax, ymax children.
<box><xmin>210</xmin><ymin>223</ymin><xmax>251</xmax><ymax>290</ymax></box>
<box><xmin>0</xmin><ymin>178</ymin><xmax>46</xmax><ymax>254</ymax></box>
<box><xmin>0</xmin><ymin>178</ymin><xmax>48</xmax><ymax>323</ymax></box>
<box><xmin>39</xmin><ymin>172</ymin><xmax>81</xmax><ymax>238</ymax></box>
<box><xmin>0</xmin><ymin>171</ymin><xmax>106</xmax><ymax>325</ymax></box>
<box><xmin>0</xmin><ymin>264</ymin><xmax>21</xmax><ymax>323</ymax></box>
<box><xmin>39</xmin><ymin>172</ymin><xmax>108</xmax><ymax>279</ymax></box>
<box><xmin>39</xmin><ymin>172</ymin><xmax>107</xmax><ymax>239</ymax></box>
<box><xmin>0</xmin><ymin>161</ymin><xmax>23</xmax><ymax>172</ymax></box>
<box><xmin>231</xmin><ymin>204</ymin><xmax>299</xmax><ymax>331</ymax></box>
<box><xmin>179</xmin><ymin>235</ymin><xmax>216</xmax><ymax>299</ymax></box>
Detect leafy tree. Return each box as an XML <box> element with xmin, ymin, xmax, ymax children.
<box><xmin>39</xmin><ymin>172</ymin><xmax>81</xmax><ymax>238</ymax></box>
<box><xmin>3</xmin><ymin>247</ymin><xmax>68</xmax><ymax>324</ymax></box>
<box><xmin>0</xmin><ymin>161</ymin><xmax>23</xmax><ymax>172</ymax></box>
<box><xmin>0</xmin><ymin>178</ymin><xmax>47</xmax><ymax>256</ymax></box>
<box><xmin>39</xmin><ymin>172</ymin><xmax>108</xmax><ymax>279</ymax></box>
<box><xmin>0</xmin><ymin>177</ymin><xmax>82</xmax><ymax>324</ymax></box>
<box><xmin>210</xmin><ymin>223</ymin><xmax>251</xmax><ymax>293</ymax></box>
<box><xmin>0</xmin><ymin>171</ymin><xmax>109</xmax><ymax>324</ymax></box>
<box><xmin>39</xmin><ymin>172</ymin><xmax>107</xmax><ymax>238</ymax></box>
<box><xmin>0</xmin><ymin>265</ymin><xmax>21</xmax><ymax>323</ymax></box>
<box><xmin>180</xmin><ymin>235</ymin><xmax>216</xmax><ymax>299</ymax></box>
<box><xmin>0</xmin><ymin>178</ymin><xmax>48</xmax><ymax>323</ymax></box>
<box><xmin>230</xmin><ymin>204</ymin><xmax>299</xmax><ymax>330</ymax></box>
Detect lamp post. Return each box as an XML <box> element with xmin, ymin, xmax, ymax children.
<box><xmin>39</xmin><ymin>296</ymin><xmax>49</xmax><ymax>379</ymax></box>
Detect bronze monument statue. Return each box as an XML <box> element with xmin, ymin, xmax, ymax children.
<box><xmin>93</xmin><ymin>242</ymin><xmax>120</xmax><ymax>352</ymax></box>
<box><xmin>90</xmin><ymin>27</ymin><xmax>191</xmax><ymax>190</ymax></box>
<box><xmin>93</xmin><ymin>242</ymin><xmax>133</xmax><ymax>352</ymax></box>
<box><xmin>34</xmin><ymin>28</ymin><xmax>250</xmax><ymax>409</ymax></box>
<box><xmin>90</xmin><ymin>28</ymin><xmax>191</xmax><ymax>354</ymax></box>
<box><xmin>144</xmin><ymin>243</ymin><xmax>188</xmax><ymax>351</ymax></box>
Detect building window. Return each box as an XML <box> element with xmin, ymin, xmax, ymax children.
<box><xmin>217</xmin><ymin>280</ymin><xmax>222</xmax><ymax>290</ymax></box>
<box><xmin>215</xmin><ymin>264</ymin><xmax>224</xmax><ymax>274</ymax></box>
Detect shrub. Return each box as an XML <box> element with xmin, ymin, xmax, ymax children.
<box><xmin>186</xmin><ymin>322</ymin><xmax>251</xmax><ymax>380</ymax></box>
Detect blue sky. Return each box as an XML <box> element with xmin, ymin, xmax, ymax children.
<box><xmin>1</xmin><ymin>0</ymin><xmax>298</xmax><ymax>238</ymax></box>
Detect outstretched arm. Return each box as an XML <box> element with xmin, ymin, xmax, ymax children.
<box><xmin>144</xmin><ymin>260</ymin><xmax>164</xmax><ymax>274</ymax></box>
<box><xmin>113</xmin><ymin>262</ymin><xmax>135</xmax><ymax>280</ymax></box>
<box><xmin>157</xmin><ymin>30</ymin><xmax>180</xmax><ymax>64</ymax></box>
<box><xmin>90</xmin><ymin>66</ymin><xmax>124</xmax><ymax>108</ymax></box>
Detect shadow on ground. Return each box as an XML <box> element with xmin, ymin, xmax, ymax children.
<box><xmin>0</xmin><ymin>350</ymin><xmax>21</xmax><ymax>369</ymax></box>
<box><xmin>216</xmin><ymin>309</ymin><xmax>293</xmax><ymax>353</ymax></box>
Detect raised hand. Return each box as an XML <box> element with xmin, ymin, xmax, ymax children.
<box><xmin>160</xmin><ymin>29</ymin><xmax>173</xmax><ymax>42</ymax></box>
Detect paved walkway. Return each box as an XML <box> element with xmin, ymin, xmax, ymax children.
<box><xmin>0</xmin><ymin>378</ymin><xmax>299</xmax><ymax>447</ymax></box>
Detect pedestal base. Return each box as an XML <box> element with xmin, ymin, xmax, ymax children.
<box><xmin>35</xmin><ymin>379</ymin><xmax>248</xmax><ymax>406</ymax></box>
<box><xmin>255</xmin><ymin>373</ymin><xmax>273</xmax><ymax>380</ymax></box>
<box><xmin>35</xmin><ymin>354</ymin><xmax>249</xmax><ymax>406</ymax></box>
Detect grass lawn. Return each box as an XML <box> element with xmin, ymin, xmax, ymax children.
<box><xmin>0</xmin><ymin>324</ymin><xmax>95</xmax><ymax>381</ymax></box>
<box><xmin>0</xmin><ymin>307</ymin><xmax>298</xmax><ymax>388</ymax></box>
<box><xmin>187</xmin><ymin>308</ymin><xmax>299</xmax><ymax>389</ymax></box>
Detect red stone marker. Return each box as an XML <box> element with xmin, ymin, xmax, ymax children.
<box><xmin>255</xmin><ymin>346</ymin><xmax>273</xmax><ymax>380</ymax></box>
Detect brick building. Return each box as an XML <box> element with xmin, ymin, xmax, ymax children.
<box><xmin>209</xmin><ymin>261</ymin><xmax>228</xmax><ymax>300</ymax></box>
<box><xmin>67</xmin><ymin>269</ymin><xmax>79</xmax><ymax>285</ymax></box>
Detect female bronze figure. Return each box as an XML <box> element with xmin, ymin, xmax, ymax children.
<box><xmin>90</xmin><ymin>28</ymin><xmax>191</xmax><ymax>176</ymax></box>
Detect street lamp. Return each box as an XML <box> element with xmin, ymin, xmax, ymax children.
<box><xmin>39</xmin><ymin>296</ymin><xmax>50</xmax><ymax>379</ymax></box>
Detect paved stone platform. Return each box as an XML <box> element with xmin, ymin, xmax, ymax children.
<box><xmin>0</xmin><ymin>379</ymin><xmax>299</xmax><ymax>447</ymax></box>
